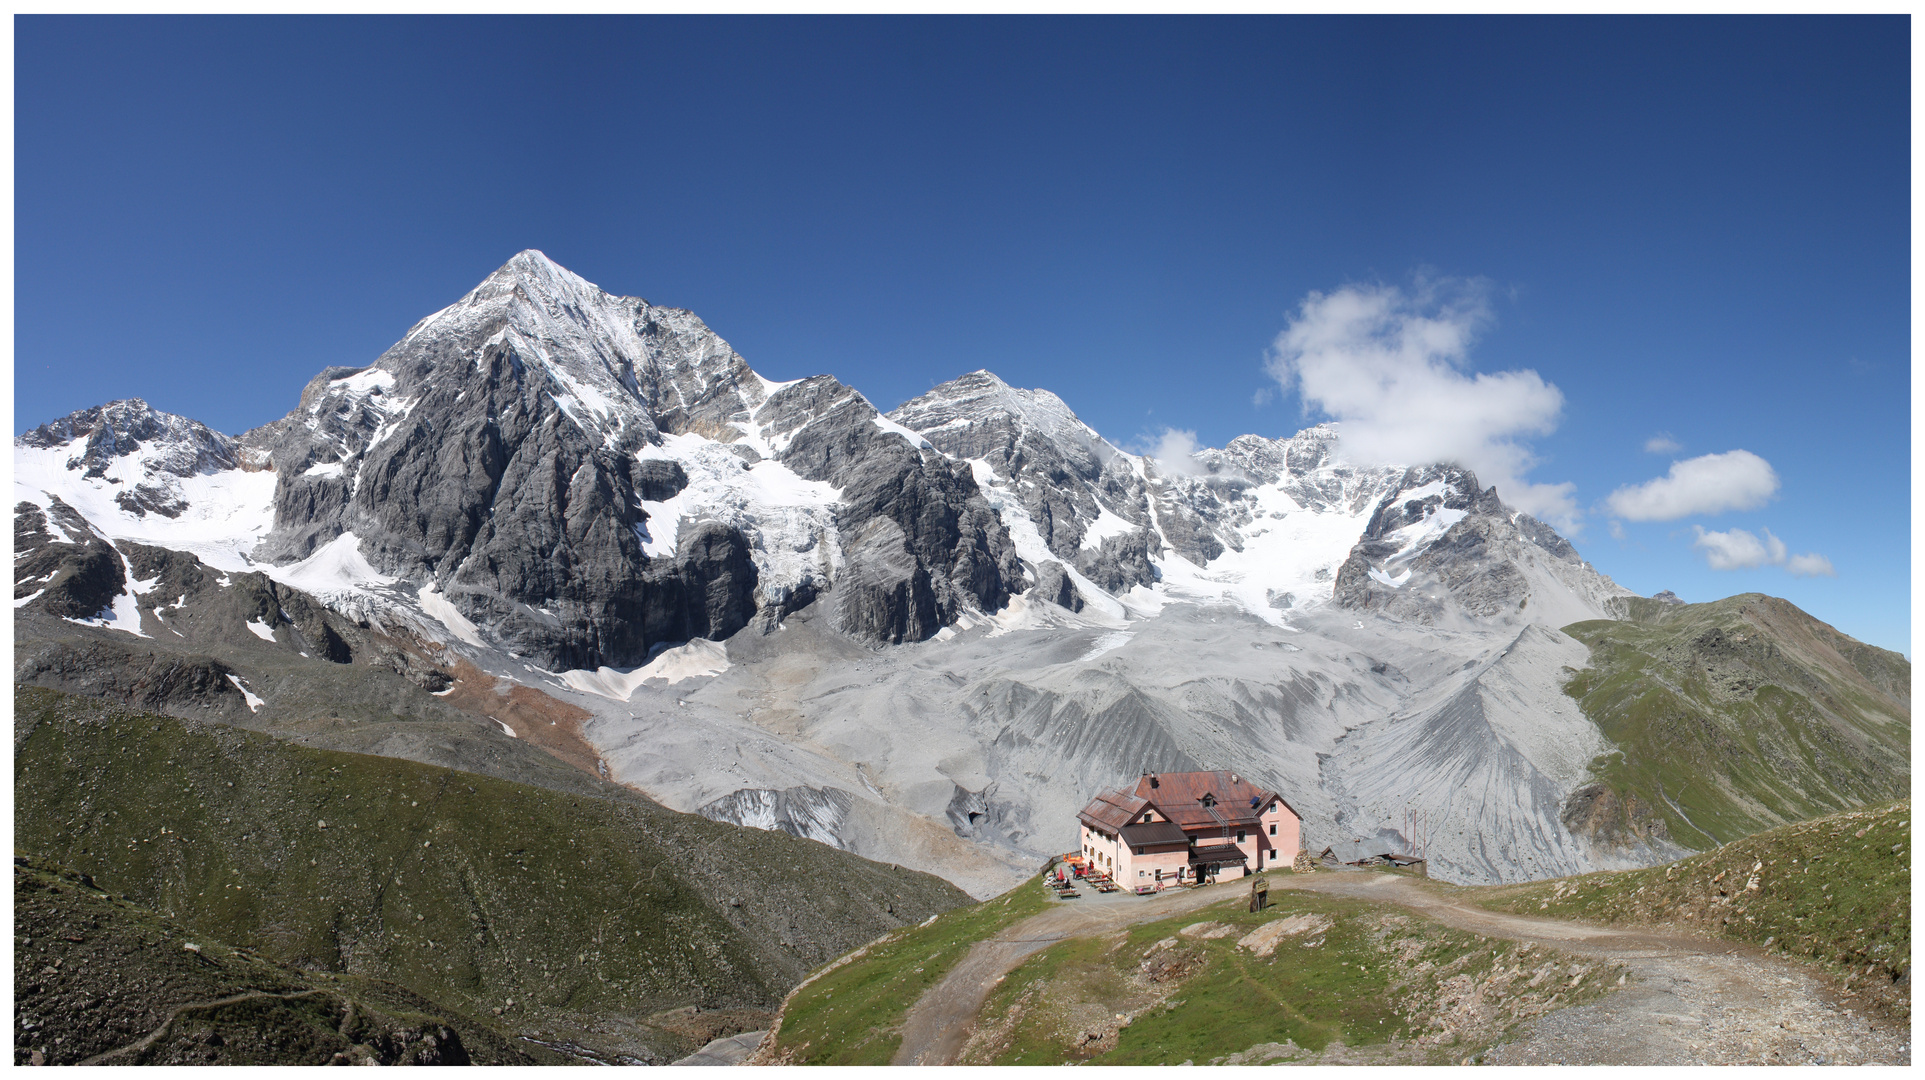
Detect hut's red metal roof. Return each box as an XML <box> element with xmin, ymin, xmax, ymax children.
<box><xmin>1076</xmin><ymin>790</ymin><xmax>1149</xmax><ymax>833</ymax></box>
<box><xmin>1119</xmin><ymin>821</ymin><xmax>1190</xmax><ymax>847</ymax></box>
<box><xmin>1130</xmin><ymin>770</ymin><xmax>1275</xmax><ymax>828</ymax></box>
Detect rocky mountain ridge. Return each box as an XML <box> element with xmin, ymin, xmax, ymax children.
<box><xmin>15</xmin><ymin>251</ymin><xmax>1905</xmax><ymax>897</ymax></box>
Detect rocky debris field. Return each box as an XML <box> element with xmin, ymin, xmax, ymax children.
<box><xmin>1483</xmin><ymin>950</ymin><xmax>1908</xmax><ymax>1066</ymax></box>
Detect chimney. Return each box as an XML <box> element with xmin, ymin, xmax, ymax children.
<box><xmin>1148</xmin><ymin>772</ymin><xmax>1159</xmax><ymax>789</ymax></box>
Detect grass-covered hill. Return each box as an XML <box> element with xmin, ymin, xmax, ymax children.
<box><xmin>14</xmin><ymin>855</ymin><xmax>562</xmax><ymax>1065</ymax></box>
<box><xmin>1560</xmin><ymin>594</ymin><xmax>1909</xmax><ymax>851</ymax></box>
<box><xmin>964</xmin><ymin>896</ymin><xmax>1620</xmax><ymax>1066</ymax></box>
<box><xmin>13</xmin><ymin>685</ymin><xmax>969</xmax><ymax>1063</ymax></box>
<box><xmin>1476</xmin><ymin>799</ymin><xmax>1910</xmax><ymax>1019</ymax></box>
<box><xmin>757</xmin><ymin>871</ymin><xmax>1054</xmax><ymax>1064</ymax></box>
<box><xmin>761</xmin><ymin>876</ymin><xmax>1623</xmax><ymax>1066</ymax></box>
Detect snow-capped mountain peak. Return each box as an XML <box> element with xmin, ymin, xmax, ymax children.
<box><xmin>20</xmin><ymin>253</ymin><xmax>1629</xmax><ymax>674</ymax></box>
<box><xmin>20</xmin><ymin>398</ymin><xmax>243</xmax><ymax>481</ymax></box>
<box><xmin>890</xmin><ymin>369</ymin><xmax>1117</xmax><ymax>472</ymax></box>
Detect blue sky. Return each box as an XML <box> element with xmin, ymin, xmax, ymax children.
<box><xmin>15</xmin><ymin>16</ymin><xmax>1910</xmax><ymax>653</ymax></box>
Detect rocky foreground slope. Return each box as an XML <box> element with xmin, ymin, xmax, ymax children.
<box><xmin>14</xmin><ymin>251</ymin><xmax>1909</xmax><ymax>897</ymax></box>
<box><xmin>14</xmin><ymin>855</ymin><xmax>560</xmax><ymax>1066</ymax></box>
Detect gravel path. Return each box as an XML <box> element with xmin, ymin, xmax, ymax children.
<box><xmin>887</xmin><ymin>870</ymin><xmax>1911</xmax><ymax>1066</ymax></box>
<box><xmin>1286</xmin><ymin>872</ymin><xmax>1910</xmax><ymax>1066</ymax></box>
<box><xmin>891</xmin><ymin>881</ymin><xmax>1247</xmax><ymax>1065</ymax></box>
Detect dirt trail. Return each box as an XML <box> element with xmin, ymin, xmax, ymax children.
<box><xmin>890</xmin><ymin>882</ymin><xmax>1245</xmax><ymax>1065</ymax></box>
<box><xmin>890</xmin><ymin>871</ymin><xmax>1911</xmax><ymax>1066</ymax></box>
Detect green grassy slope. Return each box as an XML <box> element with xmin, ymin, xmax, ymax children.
<box><xmin>1475</xmin><ymin>800</ymin><xmax>1909</xmax><ymax>1018</ymax></box>
<box><xmin>965</xmin><ymin>892</ymin><xmax>1620</xmax><ymax>1066</ymax></box>
<box><xmin>760</xmin><ymin>872</ymin><xmax>1053</xmax><ymax>1064</ymax></box>
<box><xmin>13</xmin><ymin>685</ymin><xmax>968</xmax><ymax>1063</ymax></box>
<box><xmin>1560</xmin><ymin>594</ymin><xmax>1908</xmax><ymax>850</ymax></box>
<box><xmin>14</xmin><ymin>855</ymin><xmax>560</xmax><ymax>1065</ymax></box>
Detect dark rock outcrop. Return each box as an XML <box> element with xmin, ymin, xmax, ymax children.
<box><xmin>14</xmin><ymin>498</ymin><xmax>126</xmax><ymax>621</ymax></box>
<box><xmin>1030</xmin><ymin>561</ymin><xmax>1085</xmax><ymax>612</ymax></box>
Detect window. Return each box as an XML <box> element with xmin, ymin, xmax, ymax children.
<box><xmin>1268</xmin><ymin>803</ymin><xmax>1277</xmax><ymax>814</ymax></box>
<box><xmin>1135</xmin><ymin>847</ymin><xmax>1145</xmax><ymax>855</ymax></box>
<box><xmin>1236</xmin><ymin>829</ymin><xmax>1247</xmax><ymax>842</ymax></box>
<box><xmin>1269</xmin><ymin>824</ymin><xmax>1277</xmax><ymax>836</ymax></box>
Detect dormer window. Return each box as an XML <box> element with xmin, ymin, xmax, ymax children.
<box><xmin>1200</xmin><ymin>793</ymin><xmax>1217</xmax><ymax>808</ymax></box>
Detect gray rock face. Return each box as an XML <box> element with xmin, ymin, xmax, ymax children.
<box><xmin>1332</xmin><ymin>466</ymin><xmax>1628</xmax><ymax>629</ymax></box>
<box><xmin>1029</xmin><ymin>561</ymin><xmax>1084</xmax><ymax>612</ymax></box>
<box><xmin>757</xmin><ymin>375</ymin><xmax>1023</xmax><ymax>641</ymax></box>
<box><xmin>890</xmin><ymin>372</ymin><xmax>1162</xmax><ymax>592</ymax></box>
<box><xmin>697</xmin><ymin>785</ymin><xmax>855</xmax><ymax>847</ymax></box>
<box><xmin>14</xmin><ymin>636</ymin><xmax>252</xmax><ymax>717</ymax></box>
<box><xmin>14</xmin><ymin>498</ymin><xmax>125</xmax><ymax>620</ymax></box>
<box><xmin>235</xmin><ymin>252</ymin><xmax>1020</xmax><ymax>667</ymax></box>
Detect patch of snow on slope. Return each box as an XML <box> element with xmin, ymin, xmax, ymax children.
<box><xmin>261</xmin><ymin>532</ymin><xmax>396</xmax><ymax>599</ymax></box>
<box><xmin>1143</xmin><ymin>477</ymin><xmax>1378</xmax><ymax>627</ymax></box>
<box><xmin>1080</xmin><ymin>504</ymin><xmax>1139</xmax><ymax>549</ymax></box>
<box><xmin>636</xmin><ymin>432</ymin><xmax>840</xmax><ymax>604</ymax></box>
<box><xmin>66</xmin><ymin>585</ymin><xmax>148</xmax><ymax>638</ymax></box>
<box><xmin>64</xmin><ymin>547</ymin><xmax>155</xmax><ymax>638</ymax></box>
<box><xmin>1368</xmin><ymin>567</ymin><xmax>1411</xmax><ymax>588</ymax></box>
<box><xmin>13</xmin><ymin>444</ymin><xmax>277</xmax><ymax>573</ymax></box>
<box><xmin>418</xmin><ymin>582</ymin><xmax>487</xmax><ymax>648</ymax></box>
<box><xmin>557</xmin><ymin>639</ymin><xmax>731</xmax><ymax>701</ymax></box>
<box><xmin>1383</xmin><ymin>505</ymin><xmax>1468</xmax><ymax>561</ymax></box>
<box><xmin>225</xmin><ymin>674</ymin><xmax>264</xmax><ymax>713</ymax></box>
<box><xmin>246</xmin><ymin>619</ymin><xmax>277</xmax><ymax>642</ymax></box>
<box><xmin>334</xmin><ymin>367</ymin><xmax>395</xmax><ymax>396</ymax></box>
<box><xmin>1077</xmin><ymin>631</ymin><xmax>1134</xmax><ymax>661</ymax></box>
<box><xmin>871</xmin><ymin>413</ymin><xmax>932</xmax><ymax>449</ymax></box>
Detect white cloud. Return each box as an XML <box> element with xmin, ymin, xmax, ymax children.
<box><xmin>1267</xmin><ymin>279</ymin><xmax>1577</xmax><ymax>527</ymax></box>
<box><xmin>1691</xmin><ymin>525</ymin><xmax>1833</xmax><ymax>577</ymax></box>
<box><xmin>1786</xmin><ymin>553</ymin><xmax>1836</xmax><ymax>578</ymax></box>
<box><xmin>1691</xmin><ymin>526</ymin><xmax>1782</xmax><ymax>570</ymax></box>
<box><xmin>1605</xmin><ymin>450</ymin><xmax>1779</xmax><ymax>522</ymax></box>
<box><xmin>1252</xmin><ymin>386</ymin><xmax>1274</xmax><ymax>407</ymax></box>
<box><xmin>1148</xmin><ymin>427</ymin><xmax>1206</xmax><ymax>477</ymax></box>
<box><xmin>1643</xmin><ymin>433</ymin><xmax>1682</xmax><ymax>454</ymax></box>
